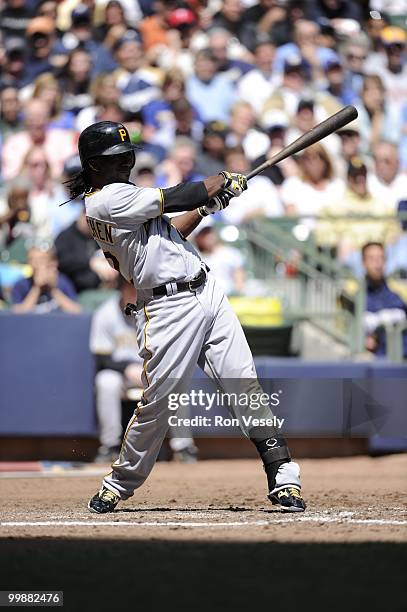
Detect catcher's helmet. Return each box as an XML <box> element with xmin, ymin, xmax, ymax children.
<box><xmin>78</xmin><ymin>121</ymin><xmax>138</xmax><ymax>166</ymax></box>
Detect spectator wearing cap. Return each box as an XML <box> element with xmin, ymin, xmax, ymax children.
<box><xmin>374</xmin><ymin>26</ymin><xmax>407</xmax><ymax>111</ymax></box>
<box><xmin>0</xmin><ymin>38</ymin><xmax>26</xmax><ymax>89</ymax></box>
<box><xmin>321</xmin><ymin>56</ymin><xmax>359</xmax><ymax>106</ymax></box>
<box><xmin>225</xmin><ymin>101</ymin><xmax>269</xmax><ymax>161</ymax></box>
<box><xmin>357</xmin><ymin>75</ymin><xmax>401</xmax><ymax>155</ymax></box>
<box><xmin>273</xmin><ymin>19</ymin><xmax>338</xmax><ymax>82</ymax></box>
<box><xmin>251</xmin><ymin>109</ymin><xmax>297</xmax><ymax>186</ymax></box>
<box><xmin>113</xmin><ymin>30</ymin><xmax>160</xmax><ymax>114</ymax></box>
<box><xmin>368</xmin><ymin>142</ymin><xmax>407</xmax><ymax>213</ymax></box>
<box><xmin>11</xmin><ymin>245</ymin><xmax>81</xmax><ymax>314</ymax></box>
<box><xmin>1</xmin><ymin>98</ymin><xmax>77</xmax><ymax>181</ymax></box>
<box><xmin>60</xmin><ymin>4</ymin><xmax>117</xmax><ymax>76</ymax></box>
<box><xmin>195</xmin><ymin>121</ymin><xmax>228</xmax><ymax>177</ymax></box>
<box><xmin>0</xmin><ymin>86</ymin><xmax>23</xmax><ymax>140</ymax></box>
<box><xmin>315</xmin><ymin>157</ymin><xmax>398</xmax><ymax>265</ymax></box>
<box><xmin>21</xmin><ymin>16</ymin><xmax>58</xmax><ymax>87</ymax></box>
<box><xmin>57</xmin><ymin>48</ymin><xmax>93</xmax><ymax>116</ymax></box>
<box><xmin>387</xmin><ymin>201</ymin><xmax>407</xmax><ymax>277</ymax></box>
<box><xmin>32</xmin><ymin>73</ymin><xmax>76</xmax><ymax>130</ymax></box>
<box><xmin>186</xmin><ymin>49</ymin><xmax>236</xmax><ymax>123</ymax></box>
<box><xmin>207</xmin><ymin>28</ymin><xmax>253</xmax><ymax>84</ymax></box>
<box><xmin>336</xmin><ymin>120</ymin><xmax>364</xmax><ymax>179</ymax></box>
<box><xmin>75</xmin><ymin>73</ymin><xmax>121</xmax><ymax>133</ymax></box>
<box><xmin>237</xmin><ymin>38</ymin><xmax>278</xmax><ymax>115</ymax></box>
<box><xmin>221</xmin><ymin>145</ymin><xmax>283</xmax><ymax>225</ymax></box>
<box><xmin>264</xmin><ymin>56</ymin><xmax>310</xmax><ymax>118</ymax></box>
<box><xmin>0</xmin><ymin>0</ymin><xmax>33</xmax><ymax>41</ymax></box>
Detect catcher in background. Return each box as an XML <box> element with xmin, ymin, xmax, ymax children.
<box><xmin>66</xmin><ymin>121</ymin><xmax>305</xmax><ymax>514</ymax></box>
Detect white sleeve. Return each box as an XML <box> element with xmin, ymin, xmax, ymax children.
<box><xmin>108</xmin><ymin>184</ymin><xmax>163</xmax><ymax>228</ymax></box>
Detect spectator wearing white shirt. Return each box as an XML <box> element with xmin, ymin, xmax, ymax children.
<box><xmin>237</xmin><ymin>37</ymin><xmax>278</xmax><ymax>115</ymax></box>
<box><xmin>368</xmin><ymin>142</ymin><xmax>407</xmax><ymax>213</ymax></box>
<box><xmin>225</xmin><ymin>101</ymin><xmax>269</xmax><ymax>161</ymax></box>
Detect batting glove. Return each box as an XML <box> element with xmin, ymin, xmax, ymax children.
<box><xmin>220</xmin><ymin>171</ymin><xmax>248</xmax><ymax>197</ymax></box>
<box><xmin>198</xmin><ymin>191</ymin><xmax>232</xmax><ymax>217</ymax></box>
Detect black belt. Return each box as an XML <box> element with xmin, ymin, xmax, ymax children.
<box><xmin>152</xmin><ymin>268</ymin><xmax>207</xmax><ymax>298</ymax></box>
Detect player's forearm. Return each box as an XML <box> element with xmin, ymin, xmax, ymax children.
<box><xmin>161</xmin><ymin>176</ymin><xmax>224</xmax><ymax>214</ymax></box>
<box><xmin>170</xmin><ymin>210</ymin><xmax>203</xmax><ymax>238</ymax></box>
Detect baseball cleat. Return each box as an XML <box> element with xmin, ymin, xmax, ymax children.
<box><xmin>268</xmin><ymin>487</ymin><xmax>306</xmax><ymax>512</ymax></box>
<box><xmin>88</xmin><ymin>487</ymin><xmax>121</xmax><ymax>514</ymax></box>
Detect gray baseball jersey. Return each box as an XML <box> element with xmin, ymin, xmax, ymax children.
<box><xmin>84</xmin><ymin>183</ymin><xmax>202</xmax><ymax>289</ymax></box>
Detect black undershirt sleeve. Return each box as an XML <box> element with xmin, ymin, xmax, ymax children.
<box><xmin>161</xmin><ymin>181</ymin><xmax>208</xmax><ymax>213</ymax></box>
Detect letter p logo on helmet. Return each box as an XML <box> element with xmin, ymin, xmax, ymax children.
<box><xmin>118</xmin><ymin>128</ymin><xmax>127</xmax><ymax>142</ymax></box>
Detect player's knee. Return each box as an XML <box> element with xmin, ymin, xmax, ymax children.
<box><xmin>95</xmin><ymin>369</ymin><xmax>123</xmax><ymax>393</ymax></box>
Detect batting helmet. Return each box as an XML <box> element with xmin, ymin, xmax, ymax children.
<box><xmin>78</xmin><ymin>121</ymin><xmax>138</xmax><ymax>166</ymax></box>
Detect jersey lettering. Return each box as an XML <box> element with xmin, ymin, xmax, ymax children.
<box><xmin>86</xmin><ymin>216</ymin><xmax>114</xmax><ymax>245</ymax></box>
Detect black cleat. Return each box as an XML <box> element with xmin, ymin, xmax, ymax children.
<box><xmin>88</xmin><ymin>487</ymin><xmax>121</xmax><ymax>514</ymax></box>
<box><xmin>268</xmin><ymin>487</ymin><xmax>306</xmax><ymax>512</ymax></box>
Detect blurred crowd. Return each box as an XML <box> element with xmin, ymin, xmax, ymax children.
<box><xmin>0</xmin><ymin>0</ymin><xmax>406</xmax><ymax>311</ymax></box>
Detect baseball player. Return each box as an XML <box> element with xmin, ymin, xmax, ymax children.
<box><xmin>67</xmin><ymin>121</ymin><xmax>305</xmax><ymax>513</ymax></box>
<box><xmin>90</xmin><ymin>275</ymin><xmax>198</xmax><ymax>463</ymax></box>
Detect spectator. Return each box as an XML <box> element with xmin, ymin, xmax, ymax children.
<box><xmin>113</xmin><ymin>30</ymin><xmax>160</xmax><ymax>114</ymax></box>
<box><xmin>361</xmin><ymin>242</ymin><xmax>407</xmax><ymax>359</ymax></box>
<box><xmin>138</xmin><ymin>0</ymin><xmax>177</xmax><ymax>52</ymax></box>
<box><xmin>273</xmin><ymin>19</ymin><xmax>338</xmax><ymax>82</ymax></box>
<box><xmin>207</xmin><ymin>27</ymin><xmax>253</xmax><ymax>84</ymax></box>
<box><xmin>93</xmin><ymin>0</ymin><xmax>129</xmax><ymax>47</ymax></box>
<box><xmin>372</xmin><ymin>26</ymin><xmax>407</xmax><ymax>111</ymax></box>
<box><xmin>0</xmin><ymin>86</ymin><xmax>22</xmax><ymax>140</ymax></box>
<box><xmin>75</xmin><ymin>72</ymin><xmax>121</xmax><ymax>132</ymax></box>
<box><xmin>58</xmin><ymin>48</ymin><xmax>93</xmax><ymax>116</ymax></box>
<box><xmin>186</xmin><ymin>48</ymin><xmax>236</xmax><ymax>123</ymax></box>
<box><xmin>281</xmin><ymin>142</ymin><xmax>344</xmax><ymax>230</ymax></box>
<box><xmin>225</xmin><ymin>101</ymin><xmax>269</xmax><ymax>161</ymax></box>
<box><xmin>237</xmin><ymin>37</ymin><xmax>277</xmax><ymax>115</ymax></box>
<box><xmin>341</xmin><ymin>34</ymin><xmax>370</xmax><ymax>100</ymax></box>
<box><xmin>265</xmin><ymin>56</ymin><xmax>310</xmax><ymax>118</ymax></box>
<box><xmin>129</xmin><ymin>152</ymin><xmax>157</xmax><ymax>188</ymax></box>
<box><xmin>336</xmin><ymin>120</ymin><xmax>364</xmax><ymax>178</ymax></box>
<box><xmin>211</xmin><ymin>0</ymin><xmax>247</xmax><ymax>43</ymax></box>
<box><xmin>315</xmin><ymin>157</ymin><xmax>398</xmax><ymax>264</ymax></box>
<box><xmin>369</xmin><ymin>142</ymin><xmax>407</xmax><ymax>212</ymax></box>
<box><xmin>0</xmin><ymin>39</ymin><xmax>26</xmax><ymax>89</ymax></box>
<box><xmin>194</xmin><ymin>220</ymin><xmax>245</xmax><ymax>296</ymax></box>
<box><xmin>195</xmin><ymin>120</ymin><xmax>228</xmax><ymax>177</ymax></box>
<box><xmin>0</xmin><ymin>182</ymin><xmax>33</xmax><ymax>258</ymax></box>
<box><xmin>32</xmin><ymin>73</ymin><xmax>76</xmax><ymax>130</ymax></box>
<box><xmin>357</xmin><ymin>75</ymin><xmax>401</xmax><ymax>154</ymax></box>
<box><xmin>0</xmin><ymin>0</ymin><xmax>33</xmax><ymax>41</ymax></box>
<box><xmin>246</xmin><ymin>0</ymin><xmax>291</xmax><ymax>49</ymax></box>
<box><xmin>22</xmin><ymin>16</ymin><xmax>58</xmax><ymax>87</ymax></box>
<box><xmin>156</xmin><ymin>6</ymin><xmax>200</xmax><ymax>74</ymax></box>
<box><xmin>1</xmin><ymin>98</ymin><xmax>77</xmax><ymax>180</ymax></box>
<box><xmin>11</xmin><ymin>245</ymin><xmax>80</xmax><ymax>314</ymax></box>
<box><xmin>157</xmin><ymin>136</ymin><xmax>203</xmax><ymax>187</ymax></box>
<box><xmin>55</xmin><ymin>210</ymin><xmax>118</xmax><ymax>293</ymax></box>
<box><xmin>387</xmin><ymin>200</ymin><xmax>407</xmax><ymax>277</ymax></box>
<box><xmin>251</xmin><ymin>110</ymin><xmax>295</xmax><ymax>186</ymax></box>
<box><xmin>221</xmin><ymin>145</ymin><xmax>284</xmax><ymax>225</ymax></box>
<box><xmin>321</xmin><ymin>57</ymin><xmax>359</xmax><ymax>106</ymax></box>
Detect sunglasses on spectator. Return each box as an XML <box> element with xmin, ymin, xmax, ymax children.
<box><xmin>347</xmin><ymin>53</ymin><xmax>367</xmax><ymax>61</ymax></box>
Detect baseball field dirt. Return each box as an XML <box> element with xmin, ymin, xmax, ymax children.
<box><xmin>1</xmin><ymin>455</ymin><xmax>406</xmax><ymax>611</ymax></box>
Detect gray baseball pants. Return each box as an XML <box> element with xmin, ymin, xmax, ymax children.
<box><xmin>103</xmin><ymin>273</ymin><xmax>301</xmax><ymax>499</ymax></box>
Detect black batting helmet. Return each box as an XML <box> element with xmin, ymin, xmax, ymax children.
<box><xmin>78</xmin><ymin>121</ymin><xmax>138</xmax><ymax>166</ymax></box>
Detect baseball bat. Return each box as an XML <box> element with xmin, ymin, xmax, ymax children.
<box><xmin>246</xmin><ymin>105</ymin><xmax>358</xmax><ymax>181</ymax></box>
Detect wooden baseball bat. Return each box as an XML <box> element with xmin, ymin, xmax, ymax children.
<box><xmin>246</xmin><ymin>105</ymin><xmax>358</xmax><ymax>180</ymax></box>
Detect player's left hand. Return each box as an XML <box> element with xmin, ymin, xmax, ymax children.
<box><xmin>220</xmin><ymin>171</ymin><xmax>248</xmax><ymax>197</ymax></box>
<box><xmin>198</xmin><ymin>191</ymin><xmax>232</xmax><ymax>217</ymax></box>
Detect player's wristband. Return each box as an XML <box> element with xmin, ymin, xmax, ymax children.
<box><xmin>198</xmin><ymin>206</ymin><xmax>209</xmax><ymax>218</ymax></box>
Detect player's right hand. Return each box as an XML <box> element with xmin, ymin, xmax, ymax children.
<box><xmin>198</xmin><ymin>191</ymin><xmax>232</xmax><ymax>217</ymax></box>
